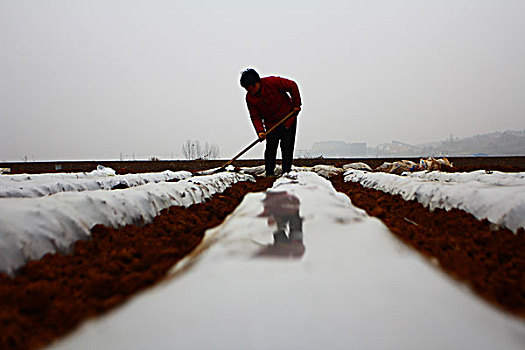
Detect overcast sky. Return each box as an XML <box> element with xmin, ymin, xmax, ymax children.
<box><xmin>1</xmin><ymin>0</ymin><xmax>524</xmax><ymax>161</ymax></box>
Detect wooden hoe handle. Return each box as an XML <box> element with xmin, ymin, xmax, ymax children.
<box><xmin>218</xmin><ymin>109</ymin><xmax>298</xmax><ymax>170</ymax></box>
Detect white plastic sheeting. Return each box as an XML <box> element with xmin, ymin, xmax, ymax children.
<box><xmin>344</xmin><ymin>169</ymin><xmax>525</xmax><ymax>232</ymax></box>
<box><xmin>239</xmin><ymin>164</ymin><xmax>343</xmax><ymax>178</ymax></box>
<box><xmin>51</xmin><ymin>171</ymin><xmax>524</xmax><ymax>350</ymax></box>
<box><xmin>0</xmin><ymin>166</ymin><xmax>192</xmax><ymax>198</ymax></box>
<box><xmin>0</xmin><ymin>172</ymin><xmax>254</xmax><ymax>276</ymax></box>
<box><xmin>405</xmin><ymin>169</ymin><xmax>525</xmax><ymax>186</ymax></box>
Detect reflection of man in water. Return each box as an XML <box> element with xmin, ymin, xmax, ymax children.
<box><xmin>258</xmin><ymin>190</ymin><xmax>305</xmax><ymax>257</ymax></box>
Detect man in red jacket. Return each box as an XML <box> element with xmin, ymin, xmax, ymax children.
<box><xmin>240</xmin><ymin>68</ymin><xmax>302</xmax><ymax>176</ymax></box>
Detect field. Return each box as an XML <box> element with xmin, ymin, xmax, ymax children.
<box><xmin>1</xmin><ymin>157</ymin><xmax>524</xmax><ymax>349</ymax></box>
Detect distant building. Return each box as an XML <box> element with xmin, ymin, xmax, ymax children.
<box><xmin>295</xmin><ymin>149</ymin><xmax>313</xmax><ymax>158</ymax></box>
<box><xmin>375</xmin><ymin>140</ymin><xmax>421</xmax><ymax>156</ymax></box>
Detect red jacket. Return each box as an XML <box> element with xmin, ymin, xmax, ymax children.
<box><xmin>245</xmin><ymin>76</ymin><xmax>301</xmax><ymax>134</ymax></box>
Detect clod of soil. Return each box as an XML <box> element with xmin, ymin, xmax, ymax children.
<box><xmin>0</xmin><ymin>177</ymin><xmax>274</xmax><ymax>350</ymax></box>
<box><xmin>330</xmin><ymin>174</ymin><xmax>525</xmax><ymax>318</ymax></box>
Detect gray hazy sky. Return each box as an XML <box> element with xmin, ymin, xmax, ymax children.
<box><xmin>1</xmin><ymin>0</ymin><xmax>524</xmax><ymax>161</ymax></box>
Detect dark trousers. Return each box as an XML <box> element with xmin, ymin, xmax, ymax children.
<box><xmin>265</xmin><ymin>119</ymin><xmax>297</xmax><ymax>176</ymax></box>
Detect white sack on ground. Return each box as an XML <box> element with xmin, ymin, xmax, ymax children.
<box><xmin>0</xmin><ymin>167</ymin><xmax>192</xmax><ymax>198</ymax></box>
<box><xmin>344</xmin><ymin>169</ymin><xmax>525</xmax><ymax>232</ymax></box>
<box><xmin>52</xmin><ymin>171</ymin><xmax>524</xmax><ymax>350</ymax></box>
<box><xmin>390</xmin><ymin>160</ymin><xmax>419</xmax><ymax>174</ymax></box>
<box><xmin>0</xmin><ymin>172</ymin><xmax>254</xmax><ymax>276</ymax></box>
<box><xmin>342</xmin><ymin>162</ymin><xmax>372</xmax><ymax>171</ymax></box>
<box><xmin>309</xmin><ymin>164</ymin><xmax>343</xmax><ymax>177</ymax></box>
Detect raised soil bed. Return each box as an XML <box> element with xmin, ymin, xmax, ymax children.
<box><xmin>331</xmin><ymin>174</ymin><xmax>525</xmax><ymax>318</ymax></box>
<box><xmin>0</xmin><ymin>177</ymin><xmax>275</xmax><ymax>350</ymax></box>
<box><xmin>1</xmin><ymin>163</ymin><xmax>524</xmax><ymax>349</ymax></box>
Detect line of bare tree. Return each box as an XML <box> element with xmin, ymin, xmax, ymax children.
<box><xmin>182</xmin><ymin>140</ymin><xmax>220</xmax><ymax>160</ymax></box>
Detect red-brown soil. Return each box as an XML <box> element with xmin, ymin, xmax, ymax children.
<box><xmin>1</xmin><ymin>165</ymin><xmax>524</xmax><ymax>349</ymax></box>
<box><xmin>330</xmin><ymin>174</ymin><xmax>525</xmax><ymax>318</ymax></box>
<box><xmin>0</xmin><ymin>177</ymin><xmax>275</xmax><ymax>350</ymax></box>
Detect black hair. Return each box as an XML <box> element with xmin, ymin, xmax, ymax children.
<box><xmin>240</xmin><ymin>68</ymin><xmax>260</xmax><ymax>88</ymax></box>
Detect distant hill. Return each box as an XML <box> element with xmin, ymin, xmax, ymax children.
<box><xmin>304</xmin><ymin>130</ymin><xmax>525</xmax><ymax>158</ymax></box>
<box><xmin>416</xmin><ymin>130</ymin><xmax>525</xmax><ymax>156</ymax></box>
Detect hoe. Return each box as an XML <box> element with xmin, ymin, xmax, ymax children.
<box><xmin>216</xmin><ymin>109</ymin><xmax>298</xmax><ymax>172</ymax></box>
